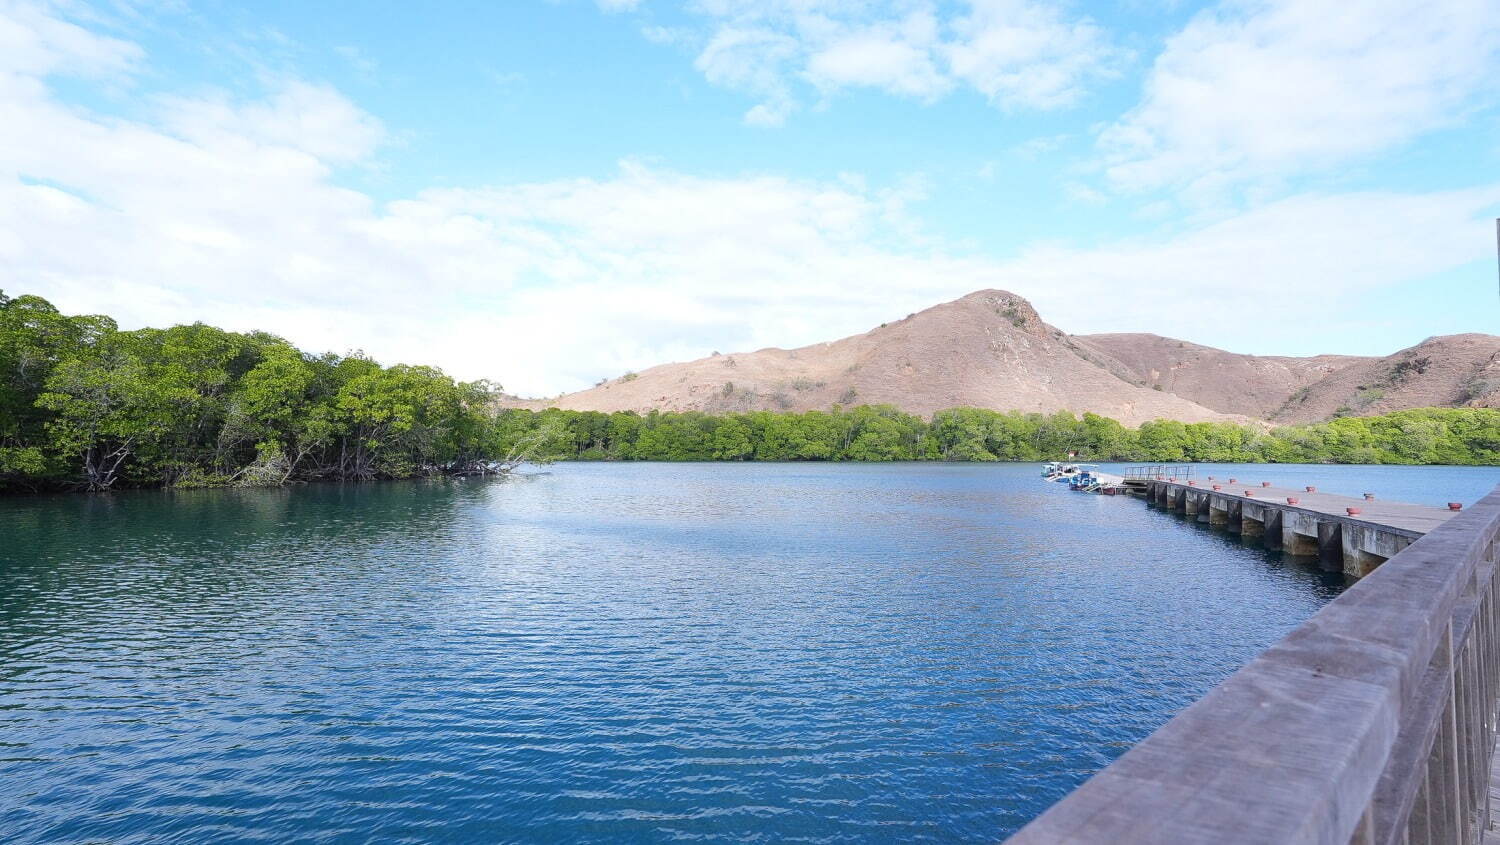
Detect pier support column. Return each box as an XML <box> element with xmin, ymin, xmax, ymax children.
<box><xmin>1242</xmin><ymin>513</ymin><xmax>1265</xmax><ymax>540</ymax></box>
<box><xmin>1226</xmin><ymin>499</ymin><xmax>1243</xmax><ymax>533</ymax></box>
<box><xmin>1281</xmin><ymin>510</ymin><xmax>1320</xmax><ymax>556</ymax></box>
<box><xmin>1282</xmin><ymin>530</ymin><xmax>1318</xmax><ymax>556</ymax></box>
<box><xmin>1342</xmin><ymin>547</ymin><xmax>1387</xmax><ymax>578</ymax></box>
<box><xmin>1240</xmin><ymin>503</ymin><xmax>1268</xmax><ymax>539</ymax></box>
<box><xmin>1263</xmin><ymin>509</ymin><xmax>1283</xmax><ymax>550</ymax></box>
<box><xmin>1184</xmin><ymin>492</ymin><xmax>1200</xmax><ymax>517</ymax></box>
<box><xmin>1318</xmin><ymin>522</ymin><xmax>1343</xmax><ymax>569</ymax></box>
<box><xmin>1339</xmin><ymin>524</ymin><xmax>1410</xmax><ymax>578</ymax></box>
<box><xmin>1209</xmin><ymin>497</ymin><xmax>1229</xmax><ymax>527</ymax></box>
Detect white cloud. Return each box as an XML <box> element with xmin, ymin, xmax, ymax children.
<box><xmin>4</xmin><ymin>1</ymin><xmax>1497</xmax><ymax>399</ymax></box>
<box><xmin>1004</xmin><ymin>186</ymin><xmax>1500</xmax><ymax>340</ymax></box>
<box><xmin>158</xmin><ymin>81</ymin><xmax>386</xmax><ymax>165</ymax></box>
<box><xmin>945</xmin><ymin>0</ymin><xmax>1119</xmax><ymax>109</ymax></box>
<box><xmin>742</xmin><ymin>101</ymin><xmax>790</xmax><ymax>128</ymax></box>
<box><xmin>641</xmin><ymin>25</ymin><xmax>688</xmax><ymax>45</ymax></box>
<box><xmin>1011</xmin><ymin>133</ymin><xmax>1068</xmax><ymax>157</ymax></box>
<box><xmin>694</xmin><ymin>24</ymin><xmax>800</xmax><ymax>125</ymax></box>
<box><xmin>0</xmin><ymin>0</ymin><xmax>140</xmax><ymax>78</ymax></box>
<box><xmin>1062</xmin><ymin>181</ymin><xmax>1106</xmax><ymax>205</ymax></box>
<box><xmin>664</xmin><ymin>0</ymin><xmax>1120</xmax><ymax>125</ymax></box>
<box><xmin>334</xmin><ymin>44</ymin><xmax>378</xmax><ymax>77</ymax></box>
<box><xmin>805</xmin><ymin>11</ymin><xmax>950</xmax><ymax>99</ymax></box>
<box><xmin>1100</xmin><ymin>0</ymin><xmax>1500</xmax><ymax>194</ymax></box>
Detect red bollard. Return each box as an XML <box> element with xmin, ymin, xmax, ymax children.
<box><xmin>1261</xmin><ymin>481</ymin><xmax>1271</xmax><ymax>487</ymax></box>
<box><xmin>1212</xmin><ymin>485</ymin><xmax>1222</xmax><ymax>491</ymax></box>
<box><xmin>1347</xmin><ymin>507</ymin><xmax>1362</xmax><ymax>516</ymax></box>
<box><xmin>1244</xmin><ymin>490</ymin><xmax>1254</xmax><ymax>497</ymax></box>
<box><xmin>1305</xmin><ymin>486</ymin><xmax>1316</xmax><ymax>492</ymax></box>
<box><xmin>1363</xmin><ymin>493</ymin><xmax>1375</xmax><ymax>500</ymax></box>
<box><xmin>1449</xmin><ymin>503</ymin><xmax>1463</xmax><ymax>511</ymax></box>
<box><xmin>1287</xmin><ymin>497</ymin><xmax>1299</xmax><ymax>505</ymax></box>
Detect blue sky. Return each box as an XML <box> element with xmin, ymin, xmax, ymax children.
<box><xmin>3</xmin><ymin>0</ymin><xmax>1498</xmax><ymax>396</ymax></box>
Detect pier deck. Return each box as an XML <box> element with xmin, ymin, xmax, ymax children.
<box><xmin>1137</xmin><ymin>473</ymin><xmax>1463</xmax><ymax>577</ymax></box>
<box><xmin>1146</xmin><ymin>474</ymin><xmax>1459</xmax><ymax>536</ymax></box>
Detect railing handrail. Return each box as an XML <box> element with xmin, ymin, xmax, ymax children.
<box><xmin>1122</xmin><ymin>464</ymin><xmax>1196</xmax><ymax>480</ymax></box>
<box><xmin>1007</xmin><ymin>485</ymin><xmax>1500</xmax><ymax>844</ymax></box>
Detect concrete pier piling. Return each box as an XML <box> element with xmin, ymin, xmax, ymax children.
<box><xmin>1281</xmin><ymin>509</ymin><xmax>1320</xmax><ymax>556</ymax></box>
<box><xmin>1208</xmin><ymin>497</ymin><xmax>1229</xmax><ymax>527</ymax></box>
<box><xmin>1141</xmin><ymin>475</ymin><xmax>1456</xmax><ymax>578</ymax></box>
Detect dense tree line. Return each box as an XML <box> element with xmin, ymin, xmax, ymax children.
<box><xmin>0</xmin><ymin>292</ymin><xmax>562</xmax><ymax>492</ymax></box>
<box><xmin>502</xmin><ymin>405</ymin><xmax>1499</xmax><ymax>466</ymax></box>
<box><xmin>3</xmin><ymin>292</ymin><xmax>1495</xmax><ymax>493</ymax></box>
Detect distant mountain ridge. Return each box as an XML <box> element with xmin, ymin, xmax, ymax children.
<box><xmin>1070</xmin><ymin>334</ymin><xmax>1369</xmax><ymax>421</ymax></box>
<box><xmin>1079</xmin><ymin>332</ymin><xmax>1500</xmax><ymax>422</ymax></box>
<box><xmin>513</xmin><ymin>290</ymin><xmax>1500</xmax><ymax>426</ymax></box>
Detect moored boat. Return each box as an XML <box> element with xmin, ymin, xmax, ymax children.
<box><xmin>1045</xmin><ymin>463</ymin><xmax>1128</xmax><ymax>495</ymax></box>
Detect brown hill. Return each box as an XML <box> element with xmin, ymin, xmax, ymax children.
<box><xmin>1073</xmin><ymin>334</ymin><xmax>1368</xmax><ymax>419</ymax></box>
<box><xmin>514</xmin><ymin>290</ymin><xmax>1497</xmax><ymax>426</ymax></box>
<box><xmin>517</xmin><ymin>291</ymin><xmax>1243</xmax><ymax>427</ymax></box>
<box><xmin>1264</xmin><ymin>333</ymin><xmax>1500</xmax><ymax>423</ymax></box>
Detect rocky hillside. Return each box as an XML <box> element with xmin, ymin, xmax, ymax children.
<box><xmin>1263</xmin><ymin>334</ymin><xmax>1500</xmax><ymax>423</ymax></box>
<box><xmin>1073</xmin><ymin>334</ymin><xmax>1368</xmax><ymax>419</ymax></box>
<box><xmin>517</xmin><ymin>291</ymin><xmax>1243</xmax><ymax>427</ymax></box>
<box><xmin>1081</xmin><ymin>332</ymin><xmax>1500</xmax><ymax>423</ymax></box>
<box><xmin>514</xmin><ymin>290</ymin><xmax>1498</xmax><ymax>426</ymax></box>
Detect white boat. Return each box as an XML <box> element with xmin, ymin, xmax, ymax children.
<box><xmin>1043</xmin><ymin>462</ymin><xmax>1096</xmax><ymax>482</ymax></box>
<box><xmin>1044</xmin><ymin>462</ymin><xmax>1129</xmax><ymax>494</ymax></box>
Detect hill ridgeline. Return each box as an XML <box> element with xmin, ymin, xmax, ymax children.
<box><xmin>516</xmin><ymin>290</ymin><xmax>1500</xmax><ymax>425</ymax></box>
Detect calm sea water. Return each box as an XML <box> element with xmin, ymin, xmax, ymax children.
<box><xmin>1</xmin><ymin>463</ymin><xmax>1494</xmax><ymax>843</ymax></box>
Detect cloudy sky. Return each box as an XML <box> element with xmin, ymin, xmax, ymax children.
<box><xmin>3</xmin><ymin>0</ymin><xmax>1498</xmax><ymax>396</ymax></box>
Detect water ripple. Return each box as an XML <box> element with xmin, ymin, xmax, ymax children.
<box><xmin>0</xmin><ymin>462</ymin><xmax>1378</xmax><ymax>842</ymax></box>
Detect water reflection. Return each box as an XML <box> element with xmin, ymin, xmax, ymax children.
<box><xmin>1147</xmin><ymin>500</ymin><xmax>1349</xmax><ymax>592</ymax></box>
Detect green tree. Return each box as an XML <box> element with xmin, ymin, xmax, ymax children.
<box><xmin>711</xmin><ymin>415</ymin><xmax>754</xmax><ymax>460</ymax></box>
<box><xmin>36</xmin><ymin>336</ymin><xmax>195</xmax><ymax>490</ymax></box>
<box><xmin>1137</xmin><ymin>420</ymin><xmax>1189</xmax><ymax>462</ymax></box>
<box><xmin>930</xmin><ymin>407</ymin><xmax>998</xmax><ymax>461</ymax></box>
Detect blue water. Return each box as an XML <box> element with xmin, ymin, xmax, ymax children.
<box><xmin>0</xmin><ymin>463</ymin><xmax>1492</xmax><ymax>842</ymax></box>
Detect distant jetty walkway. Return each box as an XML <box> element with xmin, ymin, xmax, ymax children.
<box><xmin>1129</xmin><ymin>469</ymin><xmax>1461</xmax><ymax>577</ymax></box>
<box><xmin>1010</xmin><ymin>468</ymin><xmax>1500</xmax><ymax>844</ymax></box>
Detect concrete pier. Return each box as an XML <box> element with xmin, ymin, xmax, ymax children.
<box><xmin>1008</xmin><ymin>486</ymin><xmax>1500</xmax><ymax>845</ymax></box>
<box><xmin>1140</xmin><ymin>476</ymin><xmax>1458</xmax><ymax>578</ymax></box>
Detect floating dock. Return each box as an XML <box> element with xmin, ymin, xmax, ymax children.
<box><xmin>1129</xmin><ymin>470</ymin><xmax>1462</xmax><ymax>577</ymax></box>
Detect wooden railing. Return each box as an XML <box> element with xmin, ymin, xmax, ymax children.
<box><xmin>1007</xmin><ymin>486</ymin><xmax>1500</xmax><ymax>844</ymax></box>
